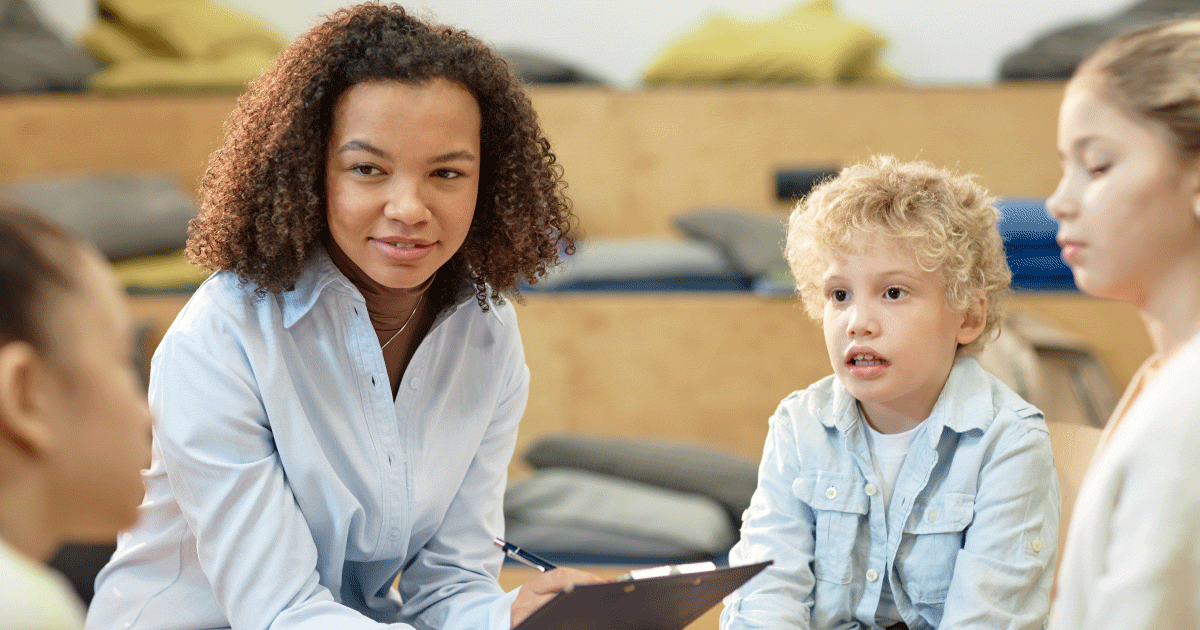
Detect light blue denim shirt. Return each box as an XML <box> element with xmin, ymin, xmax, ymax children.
<box><xmin>721</xmin><ymin>356</ymin><xmax>1059</xmax><ymax>630</ymax></box>
<box><xmin>87</xmin><ymin>248</ymin><xmax>526</xmax><ymax>630</ymax></box>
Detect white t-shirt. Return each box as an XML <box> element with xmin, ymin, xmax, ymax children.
<box><xmin>0</xmin><ymin>538</ymin><xmax>85</xmax><ymax>630</ymax></box>
<box><xmin>865</xmin><ymin>419</ymin><xmax>922</xmax><ymax>628</ymax></box>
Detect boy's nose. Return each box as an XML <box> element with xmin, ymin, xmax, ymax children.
<box><xmin>846</xmin><ymin>305</ymin><xmax>877</xmax><ymax>337</ymax></box>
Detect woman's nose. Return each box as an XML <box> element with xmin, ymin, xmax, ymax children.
<box><xmin>384</xmin><ymin>180</ymin><xmax>431</xmax><ymax>225</ymax></box>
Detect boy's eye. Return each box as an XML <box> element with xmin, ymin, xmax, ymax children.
<box><xmin>884</xmin><ymin>287</ymin><xmax>907</xmax><ymax>299</ymax></box>
<box><xmin>830</xmin><ymin>289</ymin><xmax>849</xmax><ymax>302</ymax></box>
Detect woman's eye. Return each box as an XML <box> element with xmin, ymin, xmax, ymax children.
<box><xmin>433</xmin><ymin>168</ymin><xmax>461</xmax><ymax>179</ymax></box>
<box><xmin>884</xmin><ymin>287</ymin><xmax>907</xmax><ymax>299</ymax></box>
<box><xmin>352</xmin><ymin>164</ymin><xmax>380</xmax><ymax>176</ymax></box>
<box><xmin>1086</xmin><ymin>164</ymin><xmax>1110</xmax><ymax>178</ymax></box>
<box><xmin>830</xmin><ymin>289</ymin><xmax>849</xmax><ymax>302</ymax></box>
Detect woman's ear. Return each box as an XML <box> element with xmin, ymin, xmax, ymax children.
<box><xmin>0</xmin><ymin>342</ymin><xmax>55</xmax><ymax>459</ymax></box>
<box><xmin>955</xmin><ymin>292</ymin><xmax>988</xmax><ymax>347</ymax></box>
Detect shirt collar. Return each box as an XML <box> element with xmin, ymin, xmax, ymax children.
<box><xmin>281</xmin><ymin>246</ymin><xmax>501</xmax><ymax>328</ymax></box>
<box><xmin>825</xmin><ymin>354</ymin><xmax>993</xmax><ymax>442</ymax></box>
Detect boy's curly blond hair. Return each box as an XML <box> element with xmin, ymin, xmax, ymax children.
<box><xmin>785</xmin><ymin>155</ymin><xmax>1011</xmax><ymax>354</ymax></box>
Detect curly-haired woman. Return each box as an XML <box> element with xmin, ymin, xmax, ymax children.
<box><xmin>87</xmin><ymin>5</ymin><xmax>599</xmax><ymax>629</ymax></box>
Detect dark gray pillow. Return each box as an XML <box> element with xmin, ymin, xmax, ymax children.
<box><xmin>505</xmin><ymin>468</ymin><xmax>736</xmax><ymax>559</ymax></box>
<box><xmin>523</xmin><ymin>434</ymin><xmax>759</xmax><ymax>525</ymax></box>
<box><xmin>1</xmin><ymin>173</ymin><xmax>198</xmax><ymax>261</ymax></box>
<box><xmin>674</xmin><ymin>208</ymin><xmax>787</xmax><ymax>277</ymax></box>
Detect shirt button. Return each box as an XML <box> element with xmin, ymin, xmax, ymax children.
<box><xmin>1031</xmin><ymin>538</ymin><xmax>1043</xmax><ymax>553</ymax></box>
<box><xmin>389</xmin><ymin>528</ymin><xmax>400</xmax><ymax>540</ymax></box>
<box><xmin>928</xmin><ymin>509</ymin><xmax>938</xmax><ymax>522</ymax></box>
<box><xmin>409</xmin><ymin>377</ymin><xmax>421</xmax><ymax>390</ymax></box>
<box><xmin>741</xmin><ymin>509</ymin><xmax>750</xmax><ymax>522</ymax></box>
<box><xmin>825</xmin><ymin>487</ymin><xmax>837</xmax><ymax>500</ymax></box>
<box><xmin>864</xmin><ymin>483</ymin><xmax>878</xmax><ymax>497</ymax></box>
<box><xmin>866</xmin><ymin>569</ymin><xmax>879</xmax><ymax>582</ymax></box>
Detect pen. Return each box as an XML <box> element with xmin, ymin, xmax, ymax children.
<box><xmin>493</xmin><ymin>537</ymin><xmax>557</xmax><ymax>572</ymax></box>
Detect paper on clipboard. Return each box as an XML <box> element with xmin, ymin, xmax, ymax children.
<box><xmin>513</xmin><ymin>560</ymin><xmax>772</xmax><ymax>630</ymax></box>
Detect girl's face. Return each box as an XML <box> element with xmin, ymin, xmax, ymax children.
<box><xmin>325</xmin><ymin>78</ymin><xmax>482</xmax><ymax>289</ymax></box>
<box><xmin>43</xmin><ymin>250</ymin><xmax>153</xmax><ymax>540</ymax></box>
<box><xmin>1047</xmin><ymin>79</ymin><xmax>1200</xmax><ymax>307</ymax></box>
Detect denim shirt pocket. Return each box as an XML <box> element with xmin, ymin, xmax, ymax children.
<box><xmin>793</xmin><ymin>472</ymin><xmax>868</xmax><ymax>585</ymax></box>
<box><xmin>897</xmin><ymin>492</ymin><xmax>975</xmax><ymax>604</ymax></box>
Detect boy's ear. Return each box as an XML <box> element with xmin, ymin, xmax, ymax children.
<box><xmin>955</xmin><ymin>293</ymin><xmax>987</xmax><ymax>347</ymax></box>
<box><xmin>0</xmin><ymin>342</ymin><xmax>56</xmax><ymax>459</ymax></box>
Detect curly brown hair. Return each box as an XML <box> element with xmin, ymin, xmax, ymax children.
<box><xmin>188</xmin><ymin>3</ymin><xmax>574</xmax><ymax>309</ymax></box>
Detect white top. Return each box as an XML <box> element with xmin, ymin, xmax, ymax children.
<box><xmin>1051</xmin><ymin>330</ymin><xmax>1200</xmax><ymax>630</ymax></box>
<box><xmin>0</xmin><ymin>538</ymin><xmax>84</xmax><ymax>630</ymax></box>
<box><xmin>87</xmin><ymin>247</ymin><xmax>527</xmax><ymax>630</ymax></box>
<box><xmin>864</xmin><ymin>421</ymin><xmax>920</xmax><ymax>512</ymax></box>
<box><xmin>864</xmin><ymin>420</ymin><xmax>920</xmax><ymax>626</ymax></box>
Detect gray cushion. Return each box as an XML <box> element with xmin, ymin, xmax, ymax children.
<box><xmin>1</xmin><ymin>173</ymin><xmax>198</xmax><ymax>260</ymax></box>
<box><xmin>504</xmin><ymin>468</ymin><xmax>736</xmax><ymax>559</ymax></box>
<box><xmin>535</xmin><ymin>237</ymin><xmax>742</xmax><ymax>289</ymax></box>
<box><xmin>523</xmin><ymin>434</ymin><xmax>759</xmax><ymax>525</ymax></box>
<box><xmin>674</xmin><ymin>208</ymin><xmax>787</xmax><ymax>277</ymax></box>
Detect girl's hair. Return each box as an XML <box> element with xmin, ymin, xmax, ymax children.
<box><xmin>0</xmin><ymin>203</ymin><xmax>83</xmax><ymax>355</ymax></box>
<box><xmin>785</xmin><ymin>155</ymin><xmax>1011</xmax><ymax>354</ymax></box>
<box><xmin>1076</xmin><ymin>18</ymin><xmax>1200</xmax><ymax>155</ymax></box>
<box><xmin>188</xmin><ymin>3</ymin><xmax>574</xmax><ymax>309</ymax></box>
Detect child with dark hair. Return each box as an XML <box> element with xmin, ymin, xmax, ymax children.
<box><xmin>0</xmin><ymin>203</ymin><xmax>152</xmax><ymax>629</ymax></box>
<box><xmin>87</xmin><ymin>4</ymin><xmax>598</xmax><ymax>629</ymax></box>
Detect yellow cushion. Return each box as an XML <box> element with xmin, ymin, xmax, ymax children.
<box><xmin>87</xmin><ymin>47</ymin><xmax>276</xmax><ymax>93</ymax></box>
<box><xmin>643</xmin><ymin>0</ymin><xmax>893</xmax><ymax>85</ymax></box>
<box><xmin>113</xmin><ymin>249</ymin><xmax>211</xmax><ymax>292</ymax></box>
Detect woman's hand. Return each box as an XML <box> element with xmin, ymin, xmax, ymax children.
<box><xmin>510</xmin><ymin>567</ymin><xmax>607</xmax><ymax>628</ymax></box>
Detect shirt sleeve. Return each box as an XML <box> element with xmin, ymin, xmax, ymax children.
<box><xmin>720</xmin><ymin>400</ymin><xmax>816</xmax><ymax>630</ymax></box>
<box><xmin>151</xmin><ymin>329</ymin><xmax>416</xmax><ymax>630</ymax></box>
<box><xmin>395</xmin><ymin>329</ymin><xmax>528</xmax><ymax>630</ymax></box>
<box><xmin>938</xmin><ymin>412</ymin><xmax>1059</xmax><ymax>630</ymax></box>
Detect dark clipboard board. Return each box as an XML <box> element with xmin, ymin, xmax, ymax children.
<box><xmin>513</xmin><ymin>560</ymin><xmax>773</xmax><ymax>630</ymax></box>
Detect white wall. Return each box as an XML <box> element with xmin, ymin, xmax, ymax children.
<box><xmin>31</xmin><ymin>0</ymin><xmax>1134</xmax><ymax>86</ymax></box>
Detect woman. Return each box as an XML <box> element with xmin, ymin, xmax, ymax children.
<box><xmin>0</xmin><ymin>204</ymin><xmax>152</xmax><ymax>629</ymax></box>
<box><xmin>1047</xmin><ymin>18</ymin><xmax>1200</xmax><ymax>630</ymax></box>
<box><xmin>87</xmin><ymin>5</ymin><xmax>597</xmax><ymax>629</ymax></box>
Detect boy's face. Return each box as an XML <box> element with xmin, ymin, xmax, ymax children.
<box><xmin>820</xmin><ymin>232</ymin><xmax>982</xmax><ymax>432</ymax></box>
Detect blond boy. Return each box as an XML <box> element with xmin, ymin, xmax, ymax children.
<box><xmin>721</xmin><ymin>157</ymin><xmax>1059</xmax><ymax>630</ymax></box>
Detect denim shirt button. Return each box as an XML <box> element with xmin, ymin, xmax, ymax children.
<box><xmin>928</xmin><ymin>509</ymin><xmax>939</xmax><ymax>522</ymax></box>
<box><xmin>864</xmin><ymin>483</ymin><xmax>878</xmax><ymax>497</ymax></box>
<box><xmin>1031</xmin><ymin>538</ymin><xmax>1043</xmax><ymax>553</ymax></box>
<box><xmin>866</xmin><ymin>569</ymin><xmax>880</xmax><ymax>582</ymax></box>
<box><xmin>825</xmin><ymin>487</ymin><xmax>837</xmax><ymax>500</ymax></box>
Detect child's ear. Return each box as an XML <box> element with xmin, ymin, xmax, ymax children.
<box><xmin>955</xmin><ymin>293</ymin><xmax>987</xmax><ymax>347</ymax></box>
<box><xmin>0</xmin><ymin>342</ymin><xmax>56</xmax><ymax>459</ymax></box>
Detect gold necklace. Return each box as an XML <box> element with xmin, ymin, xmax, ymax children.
<box><xmin>381</xmin><ymin>293</ymin><xmax>424</xmax><ymax>350</ymax></box>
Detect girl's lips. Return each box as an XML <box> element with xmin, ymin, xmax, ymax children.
<box><xmin>1058</xmin><ymin>240</ymin><xmax>1083</xmax><ymax>265</ymax></box>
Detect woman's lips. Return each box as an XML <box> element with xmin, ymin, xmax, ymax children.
<box><xmin>372</xmin><ymin>238</ymin><xmax>434</xmax><ymax>262</ymax></box>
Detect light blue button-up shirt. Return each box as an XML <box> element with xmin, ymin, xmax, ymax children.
<box><xmin>721</xmin><ymin>356</ymin><xmax>1059</xmax><ymax>630</ymax></box>
<box><xmin>87</xmin><ymin>248</ymin><xmax>526</xmax><ymax>630</ymax></box>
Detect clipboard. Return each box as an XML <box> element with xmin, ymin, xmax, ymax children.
<box><xmin>513</xmin><ymin>560</ymin><xmax>773</xmax><ymax>630</ymax></box>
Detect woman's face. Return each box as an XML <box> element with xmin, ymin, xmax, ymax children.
<box><xmin>1047</xmin><ymin>79</ymin><xmax>1200</xmax><ymax>307</ymax></box>
<box><xmin>325</xmin><ymin>78</ymin><xmax>482</xmax><ymax>289</ymax></box>
<box><xmin>44</xmin><ymin>249</ymin><xmax>153</xmax><ymax>540</ymax></box>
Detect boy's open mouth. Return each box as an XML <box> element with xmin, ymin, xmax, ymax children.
<box><xmin>848</xmin><ymin>353</ymin><xmax>887</xmax><ymax>366</ymax></box>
